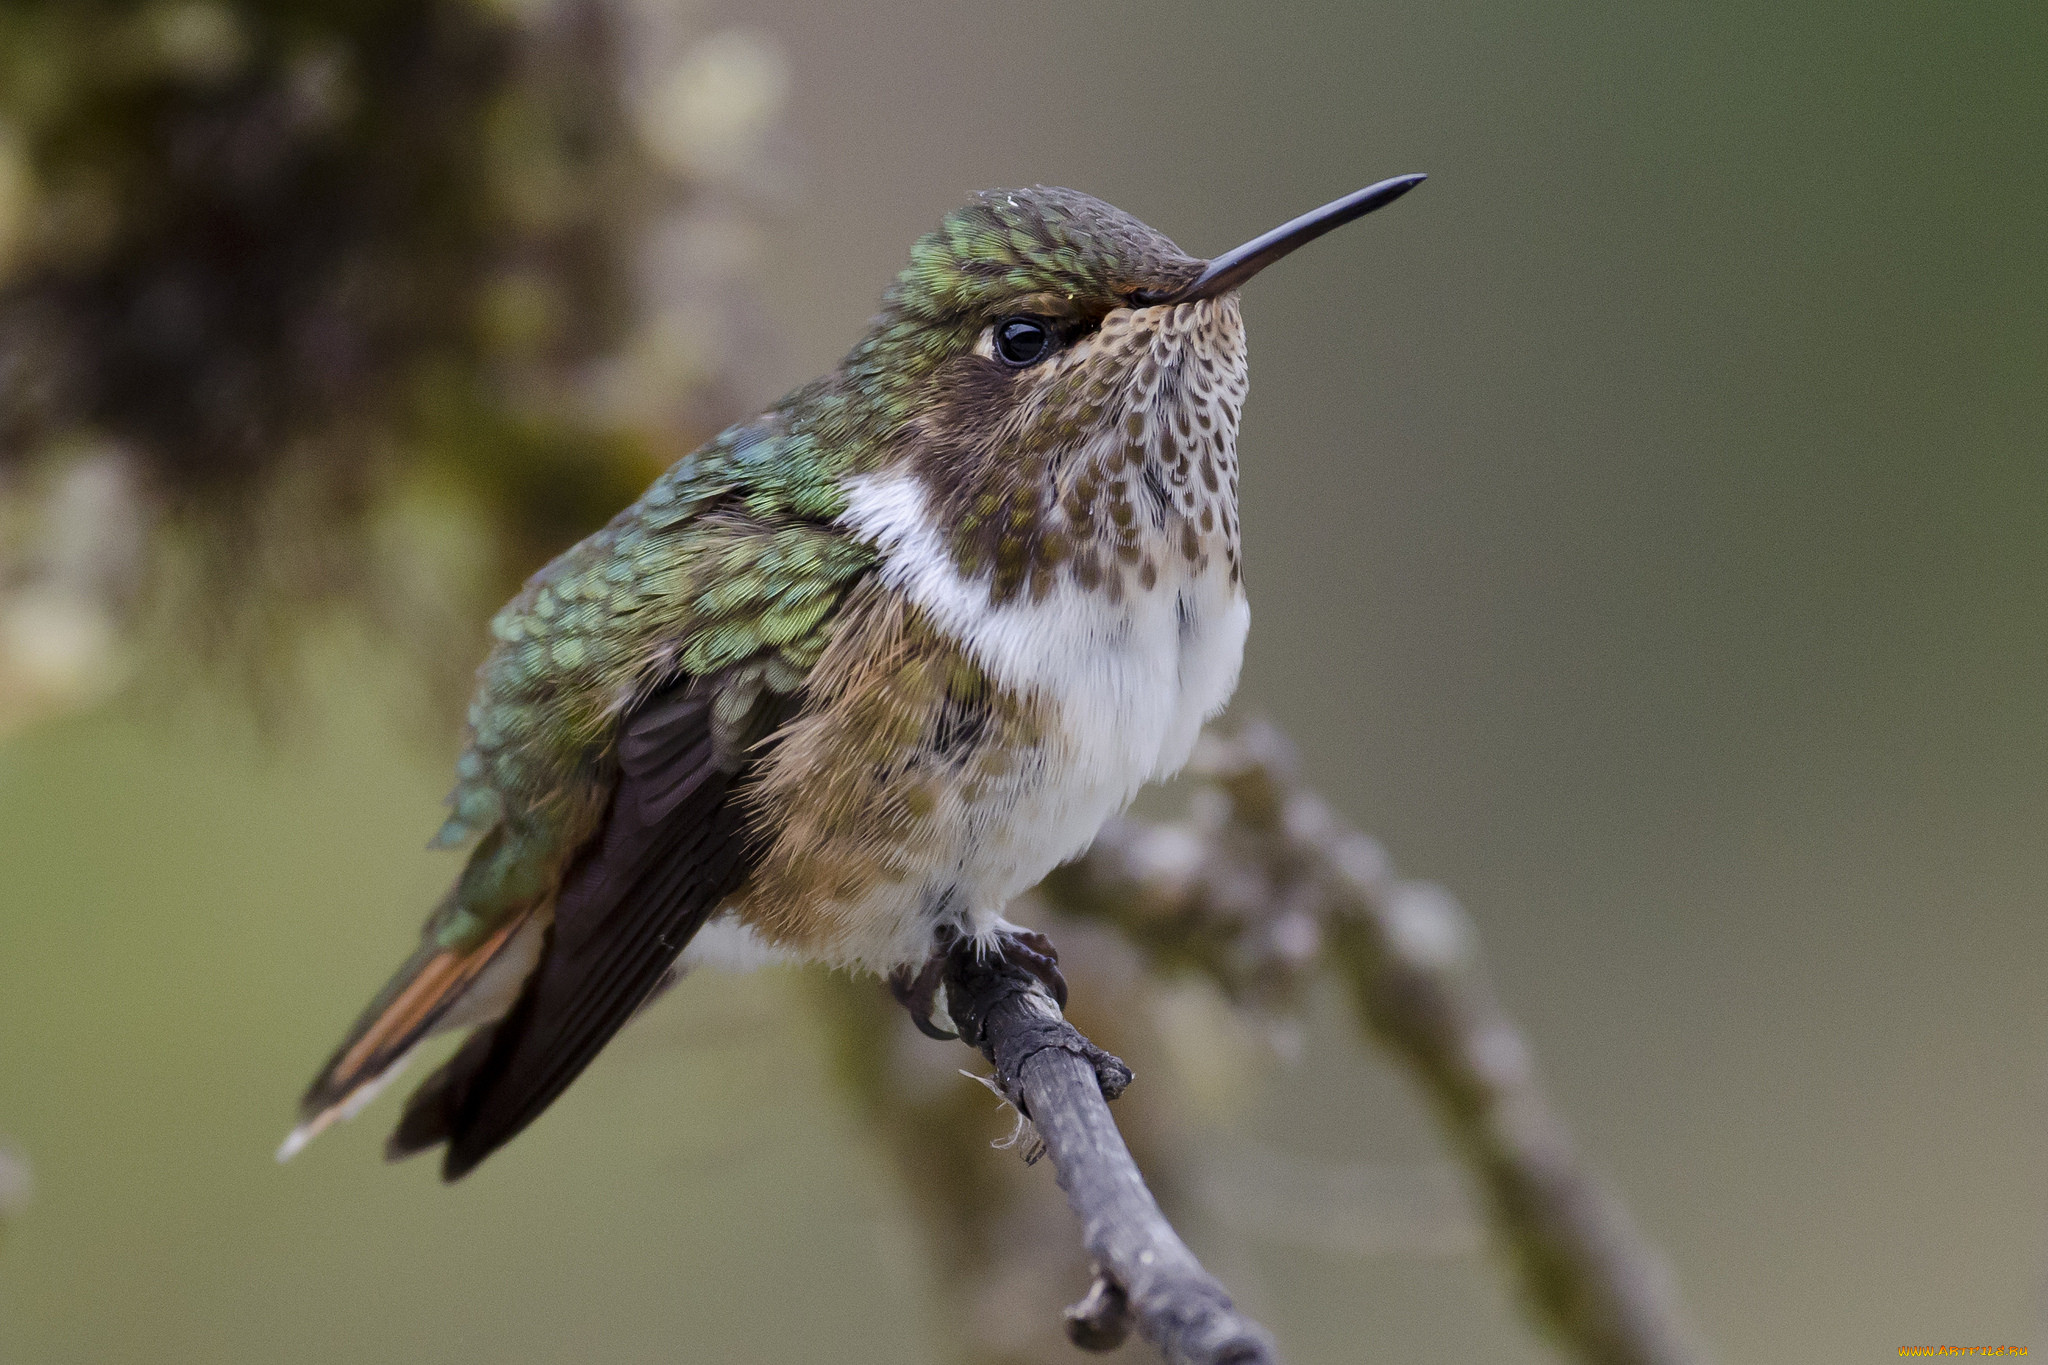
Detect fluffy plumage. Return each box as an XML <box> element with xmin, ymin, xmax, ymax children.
<box><xmin>286</xmin><ymin>187</ymin><xmax>1254</xmax><ymax>1178</ymax></box>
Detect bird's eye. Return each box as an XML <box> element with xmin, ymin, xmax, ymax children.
<box><xmin>993</xmin><ymin>315</ymin><xmax>1056</xmax><ymax>367</ymax></box>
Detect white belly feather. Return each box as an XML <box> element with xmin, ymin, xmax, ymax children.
<box><xmin>836</xmin><ymin>469</ymin><xmax>1248</xmax><ymax>964</ymax></box>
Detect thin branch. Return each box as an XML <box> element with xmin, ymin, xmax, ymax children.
<box><xmin>1038</xmin><ymin>719</ymin><xmax>1709</xmax><ymax>1365</ymax></box>
<box><xmin>931</xmin><ymin>942</ymin><xmax>1280</xmax><ymax>1365</ymax></box>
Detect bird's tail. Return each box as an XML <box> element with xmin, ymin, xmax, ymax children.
<box><xmin>277</xmin><ymin>906</ymin><xmax>542</xmax><ymax>1162</ymax></box>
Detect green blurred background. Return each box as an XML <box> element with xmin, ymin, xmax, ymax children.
<box><xmin>2</xmin><ymin>0</ymin><xmax>2044</xmax><ymax>1362</ymax></box>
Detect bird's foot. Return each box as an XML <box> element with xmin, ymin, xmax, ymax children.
<box><xmin>888</xmin><ymin>922</ymin><xmax>1070</xmax><ymax>1040</ymax></box>
<box><xmin>890</xmin><ymin>921</ymin><xmax>1127</xmax><ymax>1111</ymax></box>
<box><xmin>985</xmin><ymin>923</ymin><xmax>1070</xmax><ymax>1010</ymax></box>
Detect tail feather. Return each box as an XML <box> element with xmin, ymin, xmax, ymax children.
<box><xmin>279</xmin><ymin>908</ymin><xmax>540</xmax><ymax>1161</ymax></box>
<box><xmin>276</xmin><ymin>1051</ymin><xmax>417</xmax><ymax>1161</ymax></box>
<box><xmin>384</xmin><ymin>1024</ymin><xmax>502</xmax><ymax>1162</ymax></box>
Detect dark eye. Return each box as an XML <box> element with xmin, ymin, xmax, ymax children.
<box><xmin>993</xmin><ymin>315</ymin><xmax>1056</xmax><ymax>367</ymax></box>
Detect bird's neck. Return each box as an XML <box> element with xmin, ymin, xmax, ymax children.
<box><xmin>833</xmin><ymin>301</ymin><xmax>1248</xmax><ymax>610</ymax></box>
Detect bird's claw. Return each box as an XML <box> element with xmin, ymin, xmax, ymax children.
<box><xmin>991</xmin><ymin>925</ymin><xmax>1069</xmax><ymax>1009</ymax></box>
<box><xmin>890</xmin><ymin>922</ymin><xmax>1070</xmax><ymax>1039</ymax></box>
<box><xmin>889</xmin><ymin>950</ymin><xmax>958</xmax><ymax>1040</ymax></box>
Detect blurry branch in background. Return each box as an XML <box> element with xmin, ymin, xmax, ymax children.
<box><xmin>0</xmin><ymin>0</ymin><xmax>787</xmax><ymax>732</ymax></box>
<box><xmin>0</xmin><ymin>1140</ymin><xmax>28</xmax><ymax>1242</ymax></box>
<box><xmin>1038</xmin><ymin>720</ymin><xmax>1710</xmax><ymax>1365</ymax></box>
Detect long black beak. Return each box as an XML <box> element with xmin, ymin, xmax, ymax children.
<box><xmin>1142</xmin><ymin>172</ymin><xmax>1427</xmax><ymax>305</ymax></box>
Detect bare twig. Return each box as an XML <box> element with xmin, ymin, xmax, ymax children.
<box><xmin>1039</xmin><ymin>719</ymin><xmax>1708</xmax><ymax>1365</ymax></box>
<box><xmin>931</xmin><ymin>941</ymin><xmax>1279</xmax><ymax>1365</ymax></box>
<box><xmin>807</xmin><ymin>931</ymin><xmax>1205</xmax><ymax>1365</ymax></box>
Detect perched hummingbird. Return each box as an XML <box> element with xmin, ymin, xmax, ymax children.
<box><xmin>282</xmin><ymin>173</ymin><xmax>1426</xmax><ymax>1179</ymax></box>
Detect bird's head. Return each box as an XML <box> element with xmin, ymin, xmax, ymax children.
<box><xmin>820</xmin><ymin>176</ymin><xmax>1426</xmax><ymax>604</ymax></box>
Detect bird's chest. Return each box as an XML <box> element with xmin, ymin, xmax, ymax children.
<box><xmin>958</xmin><ymin>548</ymin><xmax>1248</xmax><ymax>881</ymax></box>
<box><xmin>824</xmin><ymin>469</ymin><xmax>1248</xmax><ymax>963</ymax></box>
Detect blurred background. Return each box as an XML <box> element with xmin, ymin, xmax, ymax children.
<box><xmin>0</xmin><ymin>0</ymin><xmax>2042</xmax><ymax>1362</ymax></box>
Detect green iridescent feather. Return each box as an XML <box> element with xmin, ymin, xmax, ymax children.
<box><xmin>422</xmin><ymin>415</ymin><xmax>871</xmax><ymax>949</ymax></box>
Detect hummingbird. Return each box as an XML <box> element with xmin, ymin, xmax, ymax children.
<box><xmin>281</xmin><ymin>172</ymin><xmax>1426</xmax><ymax>1179</ymax></box>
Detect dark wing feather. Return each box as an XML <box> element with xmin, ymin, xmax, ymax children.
<box><xmin>392</xmin><ymin>679</ymin><xmax>774</xmax><ymax>1181</ymax></box>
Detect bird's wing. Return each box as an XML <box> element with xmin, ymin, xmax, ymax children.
<box><xmin>389</xmin><ymin>672</ymin><xmax>787</xmax><ymax>1179</ymax></box>
<box><xmin>286</xmin><ymin>419</ymin><xmax>873</xmax><ymax>1173</ymax></box>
